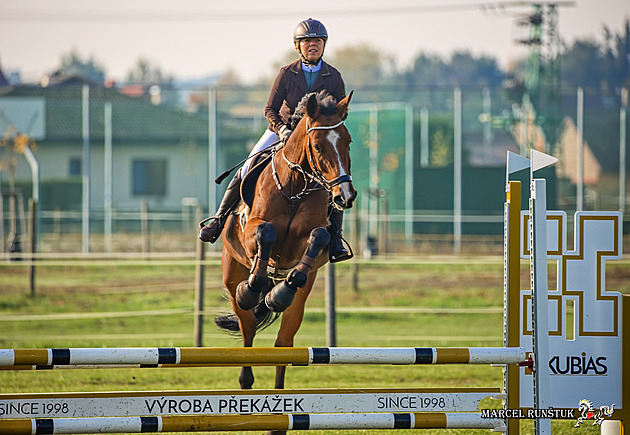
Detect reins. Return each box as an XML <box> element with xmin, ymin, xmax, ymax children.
<box><xmin>271</xmin><ymin>145</ymin><xmax>321</xmax><ymax>203</ymax></box>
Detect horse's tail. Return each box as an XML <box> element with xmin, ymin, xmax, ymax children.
<box><xmin>214</xmin><ymin>298</ymin><xmax>280</xmax><ymax>334</ymax></box>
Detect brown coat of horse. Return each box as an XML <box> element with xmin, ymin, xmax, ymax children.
<box><xmin>215</xmin><ymin>91</ymin><xmax>355</xmax><ymax>434</ymax></box>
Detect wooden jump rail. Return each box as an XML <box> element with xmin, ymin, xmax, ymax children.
<box><xmin>0</xmin><ymin>346</ymin><xmax>526</xmax><ymax>369</ymax></box>
<box><xmin>0</xmin><ymin>412</ymin><xmax>505</xmax><ymax>434</ymax></box>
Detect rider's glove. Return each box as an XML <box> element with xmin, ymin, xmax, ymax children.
<box><xmin>278</xmin><ymin>125</ymin><xmax>293</xmax><ymax>143</ymax></box>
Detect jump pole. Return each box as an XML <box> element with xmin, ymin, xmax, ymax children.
<box><xmin>504</xmin><ymin>175</ymin><xmax>523</xmax><ymax>434</ymax></box>
<box><xmin>0</xmin><ymin>412</ymin><xmax>505</xmax><ymax>434</ymax></box>
<box><xmin>0</xmin><ymin>346</ymin><xmax>526</xmax><ymax>369</ymax></box>
<box><xmin>529</xmin><ymin>152</ymin><xmax>554</xmax><ymax>435</ymax></box>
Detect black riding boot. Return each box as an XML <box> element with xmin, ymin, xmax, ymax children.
<box><xmin>328</xmin><ymin>209</ymin><xmax>353</xmax><ymax>263</ymax></box>
<box><xmin>198</xmin><ymin>170</ymin><xmax>242</xmax><ymax>243</ymax></box>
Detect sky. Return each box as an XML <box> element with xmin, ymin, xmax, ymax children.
<box><xmin>1</xmin><ymin>0</ymin><xmax>629</xmax><ymax>85</ymax></box>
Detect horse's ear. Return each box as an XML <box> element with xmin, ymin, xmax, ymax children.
<box><xmin>336</xmin><ymin>90</ymin><xmax>353</xmax><ymax>119</ymax></box>
<box><xmin>306</xmin><ymin>93</ymin><xmax>319</xmax><ymax>119</ymax></box>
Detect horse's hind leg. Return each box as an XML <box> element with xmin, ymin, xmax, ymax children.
<box><xmin>222</xmin><ymin>249</ymin><xmax>257</xmax><ymax>390</ymax></box>
<box><xmin>233</xmin><ymin>302</ymin><xmax>256</xmax><ymax>389</ymax></box>
<box><xmin>235</xmin><ymin>222</ymin><xmax>276</xmax><ymax>310</ymax></box>
<box><xmin>265</xmin><ymin>227</ymin><xmax>329</xmax><ymax>312</ymax></box>
<box><xmin>236</xmin><ymin>308</ymin><xmax>256</xmax><ymax>390</ymax></box>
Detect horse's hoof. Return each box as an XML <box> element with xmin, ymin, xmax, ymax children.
<box><xmin>265</xmin><ymin>281</ymin><xmax>297</xmax><ymax>312</ymax></box>
<box><xmin>236</xmin><ymin>281</ymin><xmax>262</xmax><ymax>311</ymax></box>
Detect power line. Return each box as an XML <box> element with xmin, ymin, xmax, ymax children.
<box><xmin>0</xmin><ymin>1</ymin><xmax>575</xmax><ymax>23</ymax></box>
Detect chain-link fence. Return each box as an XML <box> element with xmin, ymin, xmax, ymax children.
<box><xmin>1</xmin><ymin>84</ymin><xmax>628</xmax><ymax>255</ymax></box>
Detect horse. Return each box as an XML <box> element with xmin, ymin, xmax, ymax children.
<box><xmin>214</xmin><ymin>90</ymin><xmax>355</xmax><ymax>430</ymax></box>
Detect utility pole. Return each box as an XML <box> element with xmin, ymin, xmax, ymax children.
<box><xmin>516</xmin><ymin>3</ymin><xmax>568</xmax><ymax>155</ymax></box>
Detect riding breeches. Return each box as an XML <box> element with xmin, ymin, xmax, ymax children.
<box><xmin>242</xmin><ymin>129</ymin><xmax>279</xmax><ymax>176</ymax></box>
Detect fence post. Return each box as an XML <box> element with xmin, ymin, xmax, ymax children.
<box><xmin>194</xmin><ymin>234</ymin><xmax>205</xmax><ymax>347</ymax></box>
<box><xmin>82</xmin><ymin>84</ymin><xmax>90</xmax><ymax>254</ymax></box>
<box><xmin>141</xmin><ymin>198</ymin><xmax>149</xmax><ymax>256</ymax></box>
<box><xmin>28</xmin><ymin>199</ymin><xmax>36</xmax><ymax>297</ymax></box>
<box><xmin>0</xmin><ymin>191</ymin><xmax>4</xmax><ymax>256</ymax></box>
<box><xmin>453</xmin><ymin>87</ymin><xmax>462</xmax><ymax>254</ymax></box>
<box><xmin>620</xmin><ymin>88</ymin><xmax>627</xmax><ymax>215</ymax></box>
<box><xmin>325</xmin><ymin>262</ymin><xmax>336</xmax><ymax>347</ymax></box>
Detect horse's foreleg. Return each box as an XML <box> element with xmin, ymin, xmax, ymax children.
<box><xmin>265</xmin><ymin>274</ymin><xmax>315</xmax><ymax>435</ymax></box>
<box><xmin>272</xmin><ymin>275</ymin><xmax>313</xmax><ymax>388</ymax></box>
<box><xmin>236</xmin><ymin>222</ymin><xmax>276</xmax><ymax>310</ymax></box>
<box><xmin>265</xmin><ymin>227</ymin><xmax>329</xmax><ymax>312</ymax></box>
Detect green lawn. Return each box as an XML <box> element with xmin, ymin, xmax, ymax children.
<box><xmin>1</xmin><ymin>257</ymin><xmax>618</xmax><ymax>434</ymax></box>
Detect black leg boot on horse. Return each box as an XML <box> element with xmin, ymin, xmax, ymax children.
<box><xmin>265</xmin><ymin>227</ymin><xmax>330</xmax><ymax>312</ymax></box>
<box><xmin>235</xmin><ymin>223</ymin><xmax>276</xmax><ymax>311</ymax></box>
<box><xmin>328</xmin><ymin>209</ymin><xmax>353</xmax><ymax>263</ymax></box>
<box><xmin>198</xmin><ymin>169</ymin><xmax>242</xmax><ymax>243</ymax></box>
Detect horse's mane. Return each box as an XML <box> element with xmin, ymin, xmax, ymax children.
<box><xmin>289</xmin><ymin>90</ymin><xmax>337</xmax><ymax>130</ymax></box>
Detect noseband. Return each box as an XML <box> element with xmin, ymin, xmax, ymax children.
<box><xmin>272</xmin><ymin>118</ymin><xmax>352</xmax><ymax>202</ymax></box>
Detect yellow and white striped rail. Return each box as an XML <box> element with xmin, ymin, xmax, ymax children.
<box><xmin>0</xmin><ymin>412</ymin><xmax>505</xmax><ymax>434</ymax></box>
<box><xmin>0</xmin><ymin>346</ymin><xmax>526</xmax><ymax>369</ymax></box>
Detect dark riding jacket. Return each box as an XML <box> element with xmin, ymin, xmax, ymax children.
<box><xmin>264</xmin><ymin>59</ymin><xmax>346</xmax><ymax>135</ymax></box>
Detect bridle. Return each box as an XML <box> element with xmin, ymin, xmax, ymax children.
<box><xmin>305</xmin><ymin>118</ymin><xmax>353</xmax><ymax>189</ymax></box>
<box><xmin>271</xmin><ymin>117</ymin><xmax>352</xmax><ymax>202</ymax></box>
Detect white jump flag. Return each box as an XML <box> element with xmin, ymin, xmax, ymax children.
<box><xmin>506</xmin><ymin>151</ymin><xmax>531</xmax><ymax>186</ymax></box>
<box><xmin>530</xmin><ymin>149</ymin><xmax>557</xmax><ymax>174</ymax></box>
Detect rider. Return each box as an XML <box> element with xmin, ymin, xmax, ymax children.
<box><xmin>199</xmin><ymin>18</ymin><xmax>352</xmax><ymax>263</ymax></box>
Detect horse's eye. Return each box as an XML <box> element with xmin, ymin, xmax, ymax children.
<box><xmin>314</xmin><ymin>143</ymin><xmax>321</xmax><ymax>152</ymax></box>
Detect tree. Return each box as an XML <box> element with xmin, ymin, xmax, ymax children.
<box><xmin>403</xmin><ymin>52</ymin><xmax>448</xmax><ymax>87</ymax></box>
<box><xmin>605</xmin><ymin>18</ymin><xmax>630</xmax><ymax>88</ymax></box>
<box><xmin>54</xmin><ymin>49</ymin><xmax>106</xmax><ymax>85</ymax></box>
<box><xmin>126</xmin><ymin>57</ymin><xmax>172</xmax><ymax>86</ymax></box>
<box><xmin>328</xmin><ymin>44</ymin><xmax>394</xmax><ymax>88</ymax></box>
<box><xmin>448</xmin><ymin>51</ymin><xmax>504</xmax><ymax>87</ymax></box>
<box><xmin>217</xmin><ymin>68</ymin><xmax>243</xmax><ymax>87</ymax></box>
<box><xmin>0</xmin><ymin>126</ymin><xmax>36</xmax><ymax>190</ymax></box>
<box><xmin>561</xmin><ymin>18</ymin><xmax>630</xmax><ymax>89</ymax></box>
<box><xmin>561</xmin><ymin>39</ymin><xmax>605</xmax><ymax>88</ymax></box>
<box><xmin>401</xmin><ymin>50</ymin><xmax>504</xmax><ymax>88</ymax></box>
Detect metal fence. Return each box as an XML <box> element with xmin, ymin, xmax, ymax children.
<box><xmin>1</xmin><ymin>84</ymin><xmax>628</xmax><ymax>255</ymax></box>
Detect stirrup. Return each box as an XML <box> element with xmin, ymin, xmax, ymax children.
<box><xmin>198</xmin><ymin>216</ymin><xmax>214</xmax><ymax>228</ymax></box>
<box><xmin>329</xmin><ymin>236</ymin><xmax>354</xmax><ymax>263</ymax></box>
<box><xmin>198</xmin><ymin>215</ymin><xmax>225</xmax><ymax>243</ymax></box>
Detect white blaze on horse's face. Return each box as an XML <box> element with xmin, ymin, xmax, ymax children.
<box><xmin>326</xmin><ymin>128</ymin><xmax>354</xmax><ymax>209</ymax></box>
<box><xmin>326</xmin><ymin>129</ymin><xmax>343</xmax><ymax>172</ymax></box>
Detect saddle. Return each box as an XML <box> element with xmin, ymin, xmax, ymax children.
<box><xmin>240</xmin><ymin>151</ymin><xmax>272</xmax><ymax>208</ymax></box>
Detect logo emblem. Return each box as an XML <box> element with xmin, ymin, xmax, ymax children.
<box><xmin>574</xmin><ymin>399</ymin><xmax>614</xmax><ymax>427</ymax></box>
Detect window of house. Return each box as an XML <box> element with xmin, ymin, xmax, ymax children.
<box><xmin>69</xmin><ymin>157</ymin><xmax>81</xmax><ymax>176</ymax></box>
<box><xmin>132</xmin><ymin>159</ymin><xmax>167</xmax><ymax>196</ymax></box>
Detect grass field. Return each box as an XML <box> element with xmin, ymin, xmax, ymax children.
<box><xmin>2</xmin><ymin>254</ymin><xmax>626</xmax><ymax>434</ymax></box>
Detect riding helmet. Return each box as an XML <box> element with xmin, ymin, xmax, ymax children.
<box><xmin>293</xmin><ymin>18</ymin><xmax>328</xmax><ymax>43</ymax></box>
